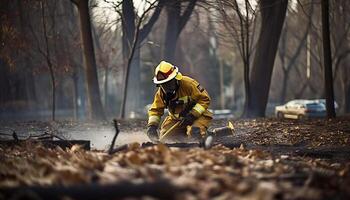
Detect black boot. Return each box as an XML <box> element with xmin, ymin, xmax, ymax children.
<box><xmin>201</xmin><ymin>132</ymin><xmax>214</xmax><ymax>149</ymax></box>
<box><xmin>190</xmin><ymin>127</ymin><xmax>214</xmax><ymax>149</ymax></box>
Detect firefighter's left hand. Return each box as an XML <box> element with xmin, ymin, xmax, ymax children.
<box><xmin>147</xmin><ymin>125</ymin><xmax>159</xmax><ymax>142</ymax></box>
<box><xmin>180</xmin><ymin>113</ymin><xmax>196</xmax><ymax>127</ymax></box>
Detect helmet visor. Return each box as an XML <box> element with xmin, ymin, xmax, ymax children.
<box><xmin>156</xmin><ymin>67</ymin><xmax>174</xmax><ymax>81</ymax></box>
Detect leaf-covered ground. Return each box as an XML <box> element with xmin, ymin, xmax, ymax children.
<box><xmin>212</xmin><ymin>117</ymin><xmax>350</xmax><ymax>148</ymax></box>
<box><xmin>0</xmin><ymin>117</ymin><xmax>350</xmax><ymax>200</ymax></box>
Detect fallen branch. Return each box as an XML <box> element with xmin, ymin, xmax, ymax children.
<box><xmin>0</xmin><ymin>132</ymin><xmax>13</xmax><ymax>136</ymax></box>
<box><xmin>12</xmin><ymin>131</ymin><xmax>19</xmax><ymax>142</ymax></box>
<box><xmin>108</xmin><ymin>119</ymin><xmax>120</xmax><ymax>154</ymax></box>
<box><xmin>0</xmin><ymin>131</ymin><xmax>65</xmax><ymax>141</ymax></box>
<box><xmin>0</xmin><ymin>140</ymin><xmax>91</xmax><ymax>150</ymax></box>
<box><xmin>109</xmin><ymin>144</ymin><xmax>128</xmax><ymax>154</ymax></box>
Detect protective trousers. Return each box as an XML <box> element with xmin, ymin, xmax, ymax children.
<box><xmin>160</xmin><ymin>114</ymin><xmax>212</xmax><ymax>137</ymax></box>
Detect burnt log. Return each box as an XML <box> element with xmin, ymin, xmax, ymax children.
<box><xmin>0</xmin><ymin>140</ymin><xmax>90</xmax><ymax>150</ymax></box>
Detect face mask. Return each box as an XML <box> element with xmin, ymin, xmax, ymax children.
<box><xmin>160</xmin><ymin>79</ymin><xmax>177</xmax><ymax>94</ymax></box>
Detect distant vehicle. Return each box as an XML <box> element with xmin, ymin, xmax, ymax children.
<box><xmin>313</xmin><ymin>99</ymin><xmax>339</xmax><ymax>110</ymax></box>
<box><xmin>275</xmin><ymin>100</ymin><xmax>326</xmax><ymax>119</ymax></box>
<box><xmin>209</xmin><ymin>109</ymin><xmax>235</xmax><ymax>119</ymax></box>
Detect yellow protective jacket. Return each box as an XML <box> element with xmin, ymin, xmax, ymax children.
<box><xmin>148</xmin><ymin>76</ymin><xmax>213</xmax><ymax>126</ymax></box>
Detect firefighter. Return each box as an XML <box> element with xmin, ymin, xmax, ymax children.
<box><xmin>147</xmin><ymin>61</ymin><xmax>213</xmax><ymax>142</ymax></box>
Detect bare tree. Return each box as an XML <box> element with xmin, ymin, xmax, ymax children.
<box><xmin>331</xmin><ymin>0</ymin><xmax>350</xmax><ymax>113</ymax></box>
<box><xmin>277</xmin><ymin>2</ymin><xmax>314</xmax><ymax>103</ymax></box>
<box><xmin>40</xmin><ymin>1</ymin><xmax>56</xmax><ymax>120</ymax></box>
<box><xmin>163</xmin><ymin>0</ymin><xmax>197</xmax><ymax>63</ymax></box>
<box><xmin>321</xmin><ymin>0</ymin><xmax>336</xmax><ymax>118</ymax></box>
<box><xmin>71</xmin><ymin>0</ymin><xmax>106</xmax><ymax>120</ymax></box>
<box><xmin>0</xmin><ymin>0</ymin><xmax>28</xmax><ymax>108</ymax></box>
<box><xmin>283</xmin><ymin>5</ymin><xmax>321</xmax><ymax>100</ymax></box>
<box><xmin>119</xmin><ymin>0</ymin><xmax>164</xmax><ymax>118</ymax></box>
<box><xmin>244</xmin><ymin>0</ymin><xmax>288</xmax><ymax>117</ymax></box>
<box><xmin>64</xmin><ymin>1</ymin><xmax>86</xmax><ymax>120</ymax></box>
<box><xmin>18</xmin><ymin>0</ymin><xmax>37</xmax><ymax>107</ymax></box>
<box><xmin>288</xmin><ymin>0</ymin><xmax>349</xmax><ymax>114</ymax></box>
<box><xmin>215</xmin><ymin>0</ymin><xmax>257</xmax><ymax>115</ymax></box>
<box><xmin>26</xmin><ymin>1</ymin><xmax>57</xmax><ymax>120</ymax></box>
<box><xmin>101</xmin><ymin>0</ymin><xmax>164</xmax><ymax>118</ymax></box>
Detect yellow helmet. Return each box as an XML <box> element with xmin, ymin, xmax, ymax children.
<box><xmin>153</xmin><ymin>61</ymin><xmax>182</xmax><ymax>84</ymax></box>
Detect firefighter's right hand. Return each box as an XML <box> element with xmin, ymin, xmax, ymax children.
<box><xmin>147</xmin><ymin>125</ymin><xmax>159</xmax><ymax>142</ymax></box>
<box><xmin>180</xmin><ymin>113</ymin><xmax>196</xmax><ymax>127</ymax></box>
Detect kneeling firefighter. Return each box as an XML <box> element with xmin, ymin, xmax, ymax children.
<box><xmin>147</xmin><ymin>61</ymin><xmax>213</xmax><ymax>142</ymax></box>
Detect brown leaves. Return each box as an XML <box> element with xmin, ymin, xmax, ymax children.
<box><xmin>1</xmin><ymin>116</ymin><xmax>350</xmax><ymax>199</ymax></box>
<box><xmin>0</xmin><ymin>142</ymin><xmax>107</xmax><ymax>187</ymax></box>
<box><xmin>230</xmin><ymin>118</ymin><xmax>350</xmax><ymax>148</ymax></box>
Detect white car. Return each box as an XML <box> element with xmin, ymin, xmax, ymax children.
<box><xmin>208</xmin><ymin>109</ymin><xmax>235</xmax><ymax>119</ymax></box>
<box><xmin>275</xmin><ymin>100</ymin><xmax>326</xmax><ymax>119</ymax></box>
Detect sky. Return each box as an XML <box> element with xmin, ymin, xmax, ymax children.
<box><xmin>93</xmin><ymin>0</ymin><xmax>151</xmax><ymax>31</ymax></box>
<box><xmin>93</xmin><ymin>0</ymin><xmax>298</xmax><ymax>32</ymax></box>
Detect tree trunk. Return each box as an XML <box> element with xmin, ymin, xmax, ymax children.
<box><xmin>242</xmin><ymin>0</ymin><xmax>251</xmax><ymax>117</ymax></box>
<box><xmin>280</xmin><ymin>5</ymin><xmax>313</xmax><ymax>103</ymax></box>
<box><xmin>278</xmin><ymin>20</ymin><xmax>287</xmax><ymax>103</ymax></box>
<box><xmin>40</xmin><ymin>1</ymin><xmax>56</xmax><ymax>121</ymax></box>
<box><xmin>125</xmin><ymin>48</ymin><xmax>140</xmax><ymax>117</ymax></box>
<box><xmin>75</xmin><ymin>0</ymin><xmax>105</xmax><ymax>120</ymax></box>
<box><xmin>65</xmin><ymin>0</ymin><xmax>84</xmax><ymax>120</ymax></box>
<box><xmin>120</xmin><ymin>39</ymin><xmax>141</xmax><ymax>119</ymax></box>
<box><xmin>104</xmin><ymin>67</ymin><xmax>108</xmax><ymax>110</ymax></box>
<box><xmin>48</xmin><ymin>66</ymin><xmax>56</xmax><ymax>121</ymax></box>
<box><xmin>345</xmin><ymin>82</ymin><xmax>350</xmax><ymax>113</ymax></box>
<box><xmin>219</xmin><ymin>59</ymin><xmax>225</xmax><ymax>109</ymax></box>
<box><xmin>164</xmin><ymin>1</ymin><xmax>180</xmax><ymax>63</ymax></box>
<box><xmin>18</xmin><ymin>0</ymin><xmax>37</xmax><ymax>107</ymax></box>
<box><xmin>242</xmin><ymin>58</ymin><xmax>250</xmax><ymax>115</ymax></box>
<box><xmin>244</xmin><ymin>0</ymin><xmax>288</xmax><ymax>117</ymax></box>
<box><xmin>120</xmin><ymin>19</ymin><xmax>139</xmax><ymax>118</ymax></box>
<box><xmin>73</xmin><ymin>66</ymin><xmax>87</xmax><ymax>120</ymax></box>
<box><xmin>321</xmin><ymin>0</ymin><xmax>336</xmax><ymax>118</ymax></box>
<box><xmin>92</xmin><ymin>23</ymin><xmax>110</xmax><ymax>116</ymax></box>
<box><xmin>120</xmin><ymin>0</ymin><xmax>136</xmax><ymax>118</ymax></box>
<box><xmin>163</xmin><ymin>0</ymin><xmax>197</xmax><ymax>64</ymax></box>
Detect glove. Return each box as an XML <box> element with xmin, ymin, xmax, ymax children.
<box><xmin>180</xmin><ymin>113</ymin><xmax>196</xmax><ymax>127</ymax></box>
<box><xmin>147</xmin><ymin>125</ymin><xmax>159</xmax><ymax>142</ymax></box>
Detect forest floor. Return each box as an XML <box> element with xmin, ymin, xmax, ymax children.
<box><xmin>0</xmin><ymin>117</ymin><xmax>350</xmax><ymax>200</ymax></box>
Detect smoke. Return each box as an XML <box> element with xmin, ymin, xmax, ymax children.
<box><xmin>70</xmin><ymin>129</ymin><xmax>149</xmax><ymax>150</ymax></box>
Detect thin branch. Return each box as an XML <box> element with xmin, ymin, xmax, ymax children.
<box><xmin>139</xmin><ymin>0</ymin><xmax>164</xmax><ymax>41</ymax></box>
<box><xmin>284</xmin><ymin>3</ymin><xmax>313</xmax><ymax>71</ymax></box>
<box><xmin>108</xmin><ymin>119</ymin><xmax>120</xmax><ymax>154</ymax></box>
<box><xmin>71</xmin><ymin>0</ymin><xmax>79</xmax><ymax>6</ymax></box>
<box><xmin>178</xmin><ymin>0</ymin><xmax>198</xmax><ymax>35</ymax></box>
